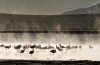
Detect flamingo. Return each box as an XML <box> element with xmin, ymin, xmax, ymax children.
<box><xmin>5</xmin><ymin>45</ymin><xmax>11</xmax><ymax>49</ymax></box>
<box><xmin>66</xmin><ymin>44</ymin><xmax>72</xmax><ymax>50</ymax></box>
<box><xmin>20</xmin><ymin>49</ymin><xmax>25</xmax><ymax>53</ymax></box>
<box><xmin>0</xmin><ymin>44</ymin><xmax>5</xmax><ymax>47</ymax></box>
<box><xmin>48</xmin><ymin>44</ymin><xmax>54</xmax><ymax>49</ymax></box>
<box><xmin>23</xmin><ymin>44</ymin><xmax>29</xmax><ymax>49</ymax></box>
<box><xmin>89</xmin><ymin>45</ymin><xmax>93</xmax><ymax>49</ymax></box>
<box><xmin>29</xmin><ymin>50</ymin><xmax>34</xmax><ymax>55</ymax></box>
<box><xmin>59</xmin><ymin>44</ymin><xmax>66</xmax><ymax>48</ymax></box>
<box><xmin>72</xmin><ymin>46</ymin><xmax>78</xmax><ymax>49</ymax></box>
<box><xmin>50</xmin><ymin>49</ymin><xmax>56</xmax><ymax>60</ymax></box>
<box><xmin>56</xmin><ymin>45</ymin><xmax>63</xmax><ymax>51</ymax></box>
<box><xmin>50</xmin><ymin>49</ymin><xmax>56</xmax><ymax>56</ymax></box>
<box><xmin>79</xmin><ymin>45</ymin><xmax>82</xmax><ymax>49</ymax></box>
<box><xmin>30</xmin><ymin>44</ymin><xmax>36</xmax><ymax>49</ymax></box>
<box><xmin>14</xmin><ymin>44</ymin><xmax>21</xmax><ymax>49</ymax></box>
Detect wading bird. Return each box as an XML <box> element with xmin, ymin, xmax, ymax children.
<box><xmin>89</xmin><ymin>45</ymin><xmax>93</xmax><ymax>49</ymax></box>
<box><xmin>48</xmin><ymin>44</ymin><xmax>54</xmax><ymax>49</ymax></box>
<box><xmin>29</xmin><ymin>50</ymin><xmax>34</xmax><ymax>55</ymax></box>
<box><xmin>59</xmin><ymin>44</ymin><xmax>66</xmax><ymax>48</ymax></box>
<box><xmin>79</xmin><ymin>45</ymin><xmax>82</xmax><ymax>49</ymax></box>
<box><xmin>5</xmin><ymin>45</ymin><xmax>11</xmax><ymax>49</ymax></box>
<box><xmin>30</xmin><ymin>44</ymin><xmax>36</xmax><ymax>49</ymax></box>
<box><xmin>14</xmin><ymin>44</ymin><xmax>21</xmax><ymax>49</ymax></box>
<box><xmin>66</xmin><ymin>44</ymin><xmax>72</xmax><ymax>50</ymax></box>
<box><xmin>0</xmin><ymin>44</ymin><xmax>5</xmax><ymax>47</ymax></box>
<box><xmin>50</xmin><ymin>49</ymin><xmax>56</xmax><ymax>56</ymax></box>
<box><xmin>20</xmin><ymin>49</ymin><xmax>25</xmax><ymax>53</ymax></box>
<box><xmin>56</xmin><ymin>45</ymin><xmax>63</xmax><ymax>51</ymax></box>
<box><xmin>23</xmin><ymin>44</ymin><xmax>29</xmax><ymax>49</ymax></box>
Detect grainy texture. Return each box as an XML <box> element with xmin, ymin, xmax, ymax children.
<box><xmin>0</xmin><ymin>1</ymin><xmax>100</xmax><ymax>65</ymax></box>
<box><xmin>0</xmin><ymin>14</ymin><xmax>97</xmax><ymax>31</ymax></box>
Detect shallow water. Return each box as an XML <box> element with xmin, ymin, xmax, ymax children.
<box><xmin>0</xmin><ymin>33</ymin><xmax>99</xmax><ymax>61</ymax></box>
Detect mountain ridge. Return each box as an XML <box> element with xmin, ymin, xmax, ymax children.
<box><xmin>62</xmin><ymin>3</ymin><xmax>100</xmax><ymax>15</ymax></box>
<box><xmin>0</xmin><ymin>5</ymin><xmax>98</xmax><ymax>32</ymax></box>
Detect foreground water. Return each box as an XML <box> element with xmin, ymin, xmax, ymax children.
<box><xmin>0</xmin><ymin>33</ymin><xmax>99</xmax><ymax>61</ymax></box>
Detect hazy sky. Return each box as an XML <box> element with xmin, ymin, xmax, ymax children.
<box><xmin>0</xmin><ymin>0</ymin><xmax>100</xmax><ymax>15</ymax></box>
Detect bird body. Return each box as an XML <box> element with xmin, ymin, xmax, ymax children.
<box><xmin>79</xmin><ymin>45</ymin><xmax>82</xmax><ymax>49</ymax></box>
<box><xmin>0</xmin><ymin>44</ymin><xmax>5</xmax><ymax>47</ymax></box>
<box><xmin>29</xmin><ymin>50</ymin><xmax>34</xmax><ymax>54</ymax></box>
<box><xmin>59</xmin><ymin>44</ymin><xmax>65</xmax><ymax>48</ymax></box>
<box><xmin>89</xmin><ymin>45</ymin><xmax>93</xmax><ymax>49</ymax></box>
<box><xmin>30</xmin><ymin>44</ymin><xmax>36</xmax><ymax>49</ymax></box>
<box><xmin>56</xmin><ymin>45</ymin><xmax>63</xmax><ymax>51</ymax></box>
<box><xmin>43</xmin><ymin>46</ymin><xmax>48</xmax><ymax>49</ymax></box>
<box><xmin>50</xmin><ymin>49</ymin><xmax>56</xmax><ymax>53</ymax></box>
<box><xmin>66</xmin><ymin>44</ymin><xmax>72</xmax><ymax>50</ymax></box>
<box><xmin>48</xmin><ymin>44</ymin><xmax>54</xmax><ymax>49</ymax></box>
<box><xmin>5</xmin><ymin>45</ymin><xmax>11</xmax><ymax>49</ymax></box>
<box><xmin>72</xmin><ymin>46</ymin><xmax>78</xmax><ymax>49</ymax></box>
<box><xmin>23</xmin><ymin>44</ymin><xmax>29</xmax><ymax>49</ymax></box>
<box><xmin>48</xmin><ymin>46</ymin><xmax>54</xmax><ymax>49</ymax></box>
<box><xmin>14</xmin><ymin>44</ymin><xmax>21</xmax><ymax>49</ymax></box>
<box><xmin>20</xmin><ymin>49</ymin><xmax>25</xmax><ymax>53</ymax></box>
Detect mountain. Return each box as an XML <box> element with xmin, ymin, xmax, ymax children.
<box><xmin>0</xmin><ymin>4</ymin><xmax>100</xmax><ymax>32</ymax></box>
<box><xmin>62</xmin><ymin>3</ymin><xmax>100</xmax><ymax>15</ymax></box>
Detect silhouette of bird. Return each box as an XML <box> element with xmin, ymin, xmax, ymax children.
<box><xmin>30</xmin><ymin>44</ymin><xmax>36</xmax><ymax>49</ymax></box>
<box><xmin>59</xmin><ymin>44</ymin><xmax>66</xmax><ymax>48</ymax></box>
<box><xmin>50</xmin><ymin>49</ymin><xmax>56</xmax><ymax>54</ymax></box>
<box><xmin>48</xmin><ymin>44</ymin><xmax>54</xmax><ymax>49</ymax></box>
<box><xmin>56</xmin><ymin>45</ymin><xmax>63</xmax><ymax>51</ymax></box>
<box><xmin>35</xmin><ymin>45</ymin><xmax>39</xmax><ymax>49</ymax></box>
<box><xmin>50</xmin><ymin>49</ymin><xmax>56</xmax><ymax>56</ymax></box>
<box><xmin>5</xmin><ymin>45</ymin><xmax>11</xmax><ymax>49</ymax></box>
<box><xmin>89</xmin><ymin>45</ymin><xmax>93</xmax><ymax>49</ymax></box>
<box><xmin>29</xmin><ymin>50</ymin><xmax>34</xmax><ymax>54</ymax></box>
<box><xmin>36</xmin><ymin>45</ymin><xmax>43</xmax><ymax>49</ymax></box>
<box><xmin>20</xmin><ymin>49</ymin><xmax>25</xmax><ymax>53</ymax></box>
<box><xmin>23</xmin><ymin>44</ymin><xmax>29</xmax><ymax>49</ymax></box>
<box><xmin>72</xmin><ymin>46</ymin><xmax>78</xmax><ymax>49</ymax></box>
<box><xmin>79</xmin><ymin>45</ymin><xmax>82</xmax><ymax>49</ymax></box>
<box><xmin>66</xmin><ymin>44</ymin><xmax>72</xmax><ymax>50</ymax></box>
<box><xmin>43</xmin><ymin>46</ymin><xmax>48</xmax><ymax>49</ymax></box>
<box><xmin>50</xmin><ymin>49</ymin><xmax>56</xmax><ymax>58</ymax></box>
<box><xmin>14</xmin><ymin>44</ymin><xmax>21</xmax><ymax>49</ymax></box>
<box><xmin>0</xmin><ymin>44</ymin><xmax>5</xmax><ymax>47</ymax></box>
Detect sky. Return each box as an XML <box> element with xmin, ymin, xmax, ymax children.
<box><xmin>0</xmin><ymin>0</ymin><xmax>100</xmax><ymax>15</ymax></box>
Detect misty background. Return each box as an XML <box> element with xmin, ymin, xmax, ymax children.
<box><xmin>0</xmin><ymin>0</ymin><xmax>100</xmax><ymax>15</ymax></box>
<box><xmin>0</xmin><ymin>0</ymin><xmax>99</xmax><ymax>44</ymax></box>
<box><xmin>0</xmin><ymin>0</ymin><xmax>99</xmax><ymax>43</ymax></box>
<box><xmin>0</xmin><ymin>0</ymin><xmax>99</xmax><ymax>60</ymax></box>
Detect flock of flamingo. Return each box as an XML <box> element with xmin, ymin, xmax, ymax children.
<box><xmin>0</xmin><ymin>44</ymin><xmax>93</xmax><ymax>55</ymax></box>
